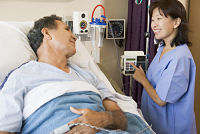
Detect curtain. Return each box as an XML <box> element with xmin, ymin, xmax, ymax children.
<box><xmin>124</xmin><ymin>0</ymin><xmax>157</xmax><ymax>108</ymax></box>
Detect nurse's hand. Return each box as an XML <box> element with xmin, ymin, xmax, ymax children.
<box><xmin>130</xmin><ymin>63</ymin><xmax>147</xmax><ymax>84</ymax></box>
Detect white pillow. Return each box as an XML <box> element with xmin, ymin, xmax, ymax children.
<box><xmin>0</xmin><ymin>22</ymin><xmax>36</xmax><ymax>84</ymax></box>
<box><xmin>68</xmin><ymin>39</ymin><xmax>90</xmax><ymax>68</ymax></box>
<box><xmin>0</xmin><ymin>21</ymin><xmax>89</xmax><ymax>84</ymax></box>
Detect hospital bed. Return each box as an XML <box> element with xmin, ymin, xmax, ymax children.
<box><xmin>0</xmin><ymin>21</ymin><xmax>154</xmax><ymax>134</ymax></box>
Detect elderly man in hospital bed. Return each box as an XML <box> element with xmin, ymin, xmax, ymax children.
<box><xmin>0</xmin><ymin>15</ymin><xmax>154</xmax><ymax>134</ymax></box>
<box><xmin>0</xmin><ymin>15</ymin><xmax>128</xmax><ymax>134</ymax></box>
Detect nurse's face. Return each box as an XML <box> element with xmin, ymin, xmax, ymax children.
<box><xmin>151</xmin><ymin>8</ymin><xmax>180</xmax><ymax>44</ymax></box>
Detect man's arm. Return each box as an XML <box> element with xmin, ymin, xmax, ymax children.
<box><xmin>66</xmin><ymin>99</ymin><xmax>127</xmax><ymax>134</ymax></box>
<box><xmin>0</xmin><ymin>64</ymin><xmax>26</xmax><ymax>133</ymax></box>
<box><xmin>102</xmin><ymin>99</ymin><xmax>127</xmax><ymax>130</ymax></box>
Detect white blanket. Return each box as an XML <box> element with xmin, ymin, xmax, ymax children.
<box><xmin>23</xmin><ymin>81</ymin><xmax>101</xmax><ymax>120</ymax></box>
<box><xmin>23</xmin><ymin>81</ymin><xmax>140</xmax><ymax>120</ymax></box>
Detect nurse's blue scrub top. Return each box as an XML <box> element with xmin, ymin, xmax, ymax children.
<box><xmin>141</xmin><ymin>44</ymin><xmax>197</xmax><ymax>134</ymax></box>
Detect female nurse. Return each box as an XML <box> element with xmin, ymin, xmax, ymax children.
<box><xmin>130</xmin><ymin>0</ymin><xmax>197</xmax><ymax>133</ymax></box>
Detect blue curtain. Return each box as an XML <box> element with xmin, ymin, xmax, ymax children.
<box><xmin>124</xmin><ymin>0</ymin><xmax>157</xmax><ymax>108</ymax></box>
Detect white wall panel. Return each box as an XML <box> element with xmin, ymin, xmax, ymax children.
<box><xmin>0</xmin><ymin>0</ymin><xmax>104</xmax><ymax>21</ymax></box>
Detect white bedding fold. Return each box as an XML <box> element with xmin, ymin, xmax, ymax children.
<box><xmin>23</xmin><ymin>80</ymin><xmax>141</xmax><ymax>120</ymax></box>
<box><xmin>113</xmin><ymin>92</ymin><xmax>140</xmax><ymax>117</ymax></box>
<box><xmin>23</xmin><ymin>81</ymin><xmax>101</xmax><ymax>120</ymax></box>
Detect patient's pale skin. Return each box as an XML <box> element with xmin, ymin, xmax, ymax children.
<box><xmin>0</xmin><ymin>20</ymin><xmax>127</xmax><ymax>134</ymax></box>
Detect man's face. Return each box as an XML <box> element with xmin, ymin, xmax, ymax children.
<box><xmin>49</xmin><ymin>20</ymin><xmax>77</xmax><ymax>58</ymax></box>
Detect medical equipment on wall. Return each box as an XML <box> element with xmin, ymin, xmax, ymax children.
<box><xmin>121</xmin><ymin>51</ymin><xmax>146</xmax><ymax>76</ymax></box>
<box><xmin>89</xmin><ymin>4</ymin><xmax>107</xmax><ymax>48</ymax></box>
<box><xmin>73</xmin><ymin>11</ymin><xmax>89</xmax><ymax>35</ymax></box>
<box><xmin>106</xmin><ymin>19</ymin><xmax>125</xmax><ymax>39</ymax></box>
<box><xmin>72</xmin><ymin>5</ymin><xmax>107</xmax><ymax>63</ymax></box>
<box><xmin>72</xmin><ymin>5</ymin><xmax>106</xmax><ymax>46</ymax></box>
<box><xmin>63</xmin><ymin>16</ymin><xmax>73</xmax><ymax>32</ymax></box>
<box><xmin>89</xmin><ymin>5</ymin><xmax>107</xmax><ymax>63</ymax></box>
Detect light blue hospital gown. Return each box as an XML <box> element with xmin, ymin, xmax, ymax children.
<box><xmin>141</xmin><ymin>44</ymin><xmax>197</xmax><ymax>134</ymax></box>
<box><xmin>0</xmin><ymin>61</ymin><xmax>116</xmax><ymax>133</ymax></box>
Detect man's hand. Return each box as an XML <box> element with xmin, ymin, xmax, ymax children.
<box><xmin>65</xmin><ymin>106</ymin><xmax>110</xmax><ymax>134</ymax></box>
<box><xmin>66</xmin><ymin>98</ymin><xmax>127</xmax><ymax>134</ymax></box>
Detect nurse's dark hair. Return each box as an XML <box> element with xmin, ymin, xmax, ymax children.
<box><xmin>27</xmin><ymin>15</ymin><xmax>62</xmax><ymax>55</ymax></box>
<box><xmin>150</xmin><ymin>0</ymin><xmax>191</xmax><ymax>47</ymax></box>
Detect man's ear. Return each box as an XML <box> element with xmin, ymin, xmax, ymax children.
<box><xmin>174</xmin><ymin>18</ymin><xmax>181</xmax><ymax>29</ymax></box>
<box><xmin>41</xmin><ymin>28</ymin><xmax>52</xmax><ymax>40</ymax></box>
